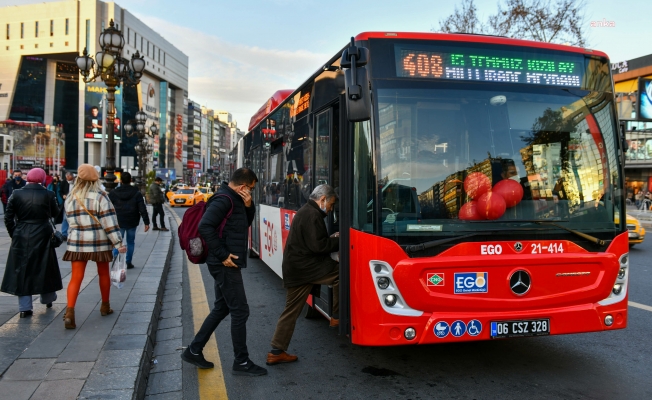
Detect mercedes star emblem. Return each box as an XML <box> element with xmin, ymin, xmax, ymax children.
<box><xmin>509</xmin><ymin>270</ymin><xmax>531</xmax><ymax>295</ymax></box>
<box><xmin>514</xmin><ymin>242</ymin><xmax>523</xmax><ymax>252</ymax></box>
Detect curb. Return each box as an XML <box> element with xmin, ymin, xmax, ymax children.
<box><xmin>134</xmin><ymin>214</ymin><xmax>174</xmax><ymax>400</ymax></box>
<box><xmin>76</xmin><ymin>212</ymin><xmax>174</xmax><ymax>400</ymax></box>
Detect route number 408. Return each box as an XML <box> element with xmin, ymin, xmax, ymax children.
<box><xmin>531</xmin><ymin>243</ymin><xmax>564</xmax><ymax>254</ymax></box>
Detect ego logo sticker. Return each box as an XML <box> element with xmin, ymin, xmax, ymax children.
<box><xmin>454</xmin><ymin>272</ymin><xmax>488</xmax><ymax>294</ymax></box>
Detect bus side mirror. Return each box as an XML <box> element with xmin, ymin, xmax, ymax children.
<box><xmin>341</xmin><ymin>37</ymin><xmax>371</xmax><ymax>122</ymax></box>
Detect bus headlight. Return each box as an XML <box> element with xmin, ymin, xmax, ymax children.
<box><xmin>384</xmin><ymin>294</ymin><xmax>397</xmax><ymax>307</ymax></box>
<box><xmin>599</xmin><ymin>253</ymin><xmax>629</xmax><ymax>306</ymax></box>
<box><xmin>618</xmin><ymin>267</ymin><xmax>626</xmax><ymax>279</ymax></box>
<box><xmin>377</xmin><ymin>277</ymin><xmax>390</xmax><ymax>290</ymax></box>
<box><xmin>605</xmin><ymin>315</ymin><xmax>614</xmax><ymax>326</ymax></box>
<box><xmin>369</xmin><ymin>260</ymin><xmax>423</xmax><ymax>317</ymax></box>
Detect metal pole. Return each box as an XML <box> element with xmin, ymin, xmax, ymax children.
<box><xmin>100</xmin><ymin>94</ymin><xmax>107</xmax><ymax>167</ymax></box>
<box><xmin>104</xmin><ymin>86</ymin><xmax>117</xmax><ymax>191</ymax></box>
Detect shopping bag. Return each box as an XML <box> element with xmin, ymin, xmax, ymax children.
<box><xmin>110</xmin><ymin>253</ymin><xmax>127</xmax><ymax>289</ymax></box>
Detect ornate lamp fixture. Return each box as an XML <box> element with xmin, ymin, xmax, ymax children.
<box><xmin>124</xmin><ymin>109</ymin><xmax>157</xmax><ymax>194</ymax></box>
<box><xmin>75</xmin><ymin>19</ymin><xmax>146</xmax><ymax>191</ymax></box>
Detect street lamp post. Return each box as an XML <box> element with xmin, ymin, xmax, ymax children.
<box><xmin>75</xmin><ymin>19</ymin><xmax>146</xmax><ymax>192</ymax></box>
<box><xmin>124</xmin><ymin>109</ymin><xmax>157</xmax><ymax>195</ymax></box>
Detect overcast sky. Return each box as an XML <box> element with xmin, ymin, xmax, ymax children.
<box><xmin>2</xmin><ymin>0</ymin><xmax>649</xmax><ymax>128</ymax></box>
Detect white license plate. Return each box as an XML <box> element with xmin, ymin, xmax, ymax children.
<box><xmin>629</xmin><ymin>232</ymin><xmax>637</xmax><ymax>238</ymax></box>
<box><xmin>175</xmin><ymin>199</ymin><xmax>185</xmax><ymax>203</ymax></box>
<box><xmin>490</xmin><ymin>319</ymin><xmax>550</xmax><ymax>338</ymax></box>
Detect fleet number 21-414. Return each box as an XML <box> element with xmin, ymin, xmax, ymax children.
<box><xmin>531</xmin><ymin>243</ymin><xmax>564</xmax><ymax>253</ymax></box>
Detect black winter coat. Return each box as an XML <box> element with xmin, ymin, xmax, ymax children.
<box><xmin>5</xmin><ymin>178</ymin><xmax>26</xmax><ymax>200</ymax></box>
<box><xmin>1</xmin><ymin>184</ymin><xmax>62</xmax><ymax>296</ymax></box>
<box><xmin>282</xmin><ymin>200</ymin><xmax>339</xmax><ymax>288</ymax></box>
<box><xmin>198</xmin><ymin>183</ymin><xmax>255</xmax><ymax>274</ymax></box>
<box><xmin>108</xmin><ymin>184</ymin><xmax>150</xmax><ymax>229</ymax></box>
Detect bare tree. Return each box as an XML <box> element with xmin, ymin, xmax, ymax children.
<box><xmin>436</xmin><ymin>0</ymin><xmax>587</xmax><ymax>47</ymax></box>
<box><xmin>489</xmin><ymin>0</ymin><xmax>587</xmax><ymax>46</ymax></box>
<box><xmin>438</xmin><ymin>0</ymin><xmax>487</xmax><ymax>34</ymax></box>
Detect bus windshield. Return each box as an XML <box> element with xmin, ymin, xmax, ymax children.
<box><xmin>373</xmin><ymin>80</ymin><xmax>621</xmax><ymax>242</ymax></box>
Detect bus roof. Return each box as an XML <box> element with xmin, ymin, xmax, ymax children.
<box><xmin>248</xmin><ymin>89</ymin><xmax>294</xmax><ymax>132</ymax></box>
<box><xmin>354</xmin><ymin>31</ymin><xmax>609</xmax><ymax>59</ymax></box>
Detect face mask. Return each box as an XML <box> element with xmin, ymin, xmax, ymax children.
<box><xmin>14</xmin><ymin>176</ymin><xmax>21</xmax><ymax>181</ymax></box>
<box><xmin>509</xmin><ymin>175</ymin><xmax>521</xmax><ymax>182</ymax></box>
<box><xmin>320</xmin><ymin>201</ymin><xmax>328</xmax><ymax>213</ymax></box>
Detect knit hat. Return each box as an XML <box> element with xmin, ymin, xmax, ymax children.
<box><xmin>26</xmin><ymin>168</ymin><xmax>46</xmax><ymax>184</ymax></box>
<box><xmin>77</xmin><ymin>164</ymin><xmax>99</xmax><ymax>182</ymax></box>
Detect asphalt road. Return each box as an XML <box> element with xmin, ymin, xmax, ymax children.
<box><xmin>173</xmin><ymin>206</ymin><xmax>652</xmax><ymax>400</ymax></box>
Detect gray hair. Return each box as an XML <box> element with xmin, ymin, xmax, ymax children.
<box><xmin>309</xmin><ymin>184</ymin><xmax>338</xmax><ymax>201</ymax></box>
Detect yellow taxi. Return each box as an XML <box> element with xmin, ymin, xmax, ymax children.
<box><xmin>169</xmin><ymin>187</ymin><xmax>205</xmax><ymax>207</ymax></box>
<box><xmin>198</xmin><ymin>187</ymin><xmax>214</xmax><ymax>202</ymax></box>
<box><xmin>626</xmin><ymin>214</ymin><xmax>646</xmax><ymax>247</ymax></box>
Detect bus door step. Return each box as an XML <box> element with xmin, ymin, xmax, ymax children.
<box><xmin>312</xmin><ymin>284</ymin><xmax>334</xmax><ymax>319</ymax></box>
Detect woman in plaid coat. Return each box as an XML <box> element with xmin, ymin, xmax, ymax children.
<box><xmin>62</xmin><ymin>164</ymin><xmax>126</xmax><ymax>329</ymax></box>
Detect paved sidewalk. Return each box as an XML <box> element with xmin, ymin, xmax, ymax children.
<box><xmin>0</xmin><ymin>206</ymin><xmax>173</xmax><ymax>400</ymax></box>
<box><xmin>626</xmin><ymin>204</ymin><xmax>652</xmax><ymax>228</ymax></box>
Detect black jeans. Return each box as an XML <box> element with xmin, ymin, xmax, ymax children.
<box><xmin>152</xmin><ymin>203</ymin><xmax>165</xmax><ymax>227</ymax></box>
<box><xmin>190</xmin><ymin>266</ymin><xmax>250</xmax><ymax>364</ymax></box>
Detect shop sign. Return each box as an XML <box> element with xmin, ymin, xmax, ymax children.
<box><xmin>611</xmin><ymin>61</ymin><xmax>628</xmax><ymax>74</ymax></box>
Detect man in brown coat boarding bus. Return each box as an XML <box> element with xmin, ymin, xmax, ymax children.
<box><xmin>267</xmin><ymin>184</ymin><xmax>339</xmax><ymax>365</ymax></box>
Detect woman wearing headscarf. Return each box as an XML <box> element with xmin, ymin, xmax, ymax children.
<box><xmin>62</xmin><ymin>164</ymin><xmax>126</xmax><ymax>329</ymax></box>
<box><xmin>47</xmin><ymin>175</ymin><xmax>64</xmax><ymax>224</ymax></box>
<box><xmin>1</xmin><ymin>168</ymin><xmax>62</xmax><ymax>318</ymax></box>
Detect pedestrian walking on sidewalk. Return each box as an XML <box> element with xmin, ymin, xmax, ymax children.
<box><xmin>181</xmin><ymin>168</ymin><xmax>268</xmax><ymax>376</ymax></box>
<box><xmin>267</xmin><ymin>184</ymin><xmax>340</xmax><ymax>366</ymax></box>
<box><xmin>148</xmin><ymin>177</ymin><xmax>169</xmax><ymax>231</ymax></box>
<box><xmin>1</xmin><ymin>178</ymin><xmax>11</xmax><ymax>213</ymax></box>
<box><xmin>108</xmin><ymin>172</ymin><xmax>150</xmax><ymax>269</ymax></box>
<box><xmin>47</xmin><ymin>175</ymin><xmax>64</xmax><ymax>224</ymax></box>
<box><xmin>1</xmin><ymin>168</ymin><xmax>63</xmax><ymax>318</ymax></box>
<box><xmin>5</xmin><ymin>170</ymin><xmax>26</xmax><ymax>202</ymax></box>
<box><xmin>59</xmin><ymin>171</ymin><xmax>74</xmax><ymax>240</ymax></box>
<box><xmin>62</xmin><ymin>164</ymin><xmax>126</xmax><ymax>329</ymax></box>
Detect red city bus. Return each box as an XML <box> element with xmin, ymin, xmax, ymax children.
<box><xmin>234</xmin><ymin>32</ymin><xmax>628</xmax><ymax>346</ymax></box>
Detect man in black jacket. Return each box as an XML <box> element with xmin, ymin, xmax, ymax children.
<box><xmin>266</xmin><ymin>184</ymin><xmax>339</xmax><ymax>366</ymax></box>
<box><xmin>6</xmin><ymin>170</ymin><xmax>26</xmax><ymax>200</ymax></box>
<box><xmin>181</xmin><ymin>167</ymin><xmax>267</xmax><ymax>376</ymax></box>
<box><xmin>108</xmin><ymin>173</ymin><xmax>150</xmax><ymax>269</ymax></box>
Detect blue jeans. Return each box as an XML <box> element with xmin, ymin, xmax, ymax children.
<box><xmin>61</xmin><ymin>214</ymin><xmax>69</xmax><ymax>237</ymax></box>
<box><xmin>112</xmin><ymin>227</ymin><xmax>137</xmax><ymax>263</ymax></box>
<box><xmin>19</xmin><ymin>292</ymin><xmax>57</xmax><ymax>312</ymax></box>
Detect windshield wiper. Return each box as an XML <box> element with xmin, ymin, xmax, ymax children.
<box><xmin>533</xmin><ymin>221</ymin><xmax>606</xmax><ymax>246</ymax></box>
<box><xmin>403</xmin><ymin>228</ymin><xmax>542</xmax><ymax>253</ymax></box>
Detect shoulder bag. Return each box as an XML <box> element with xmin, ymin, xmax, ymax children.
<box><xmin>50</xmin><ymin>218</ymin><xmax>65</xmax><ymax>248</ymax></box>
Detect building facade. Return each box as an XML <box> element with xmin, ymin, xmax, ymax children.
<box><xmin>0</xmin><ymin>0</ymin><xmax>188</xmax><ymax>177</ymax></box>
<box><xmin>613</xmin><ymin>54</ymin><xmax>652</xmax><ymax>200</ymax></box>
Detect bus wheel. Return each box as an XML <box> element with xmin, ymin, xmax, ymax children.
<box><xmin>304</xmin><ymin>304</ymin><xmax>322</xmax><ymax>319</ymax></box>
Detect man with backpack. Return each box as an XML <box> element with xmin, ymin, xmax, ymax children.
<box><xmin>180</xmin><ymin>167</ymin><xmax>268</xmax><ymax>376</ymax></box>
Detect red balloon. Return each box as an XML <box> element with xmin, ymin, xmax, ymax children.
<box><xmin>459</xmin><ymin>201</ymin><xmax>482</xmax><ymax>220</ymax></box>
<box><xmin>492</xmin><ymin>179</ymin><xmax>524</xmax><ymax>208</ymax></box>
<box><xmin>464</xmin><ymin>172</ymin><xmax>491</xmax><ymax>199</ymax></box>
<box><xmin>477</xmin><ymin>192</ymin><xmax>506</xmax><ymax>220</ymax></box>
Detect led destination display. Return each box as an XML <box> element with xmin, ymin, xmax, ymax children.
<box><xmin>395</xmin><ymin>45</ymin><xmax>585</xmax><ymax>87</ymax></box>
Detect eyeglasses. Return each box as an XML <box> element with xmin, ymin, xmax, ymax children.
<box><xmin>244</xmin><ymin>184</ymin><xmax>255</xmax><ymax>192</ymax></box>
